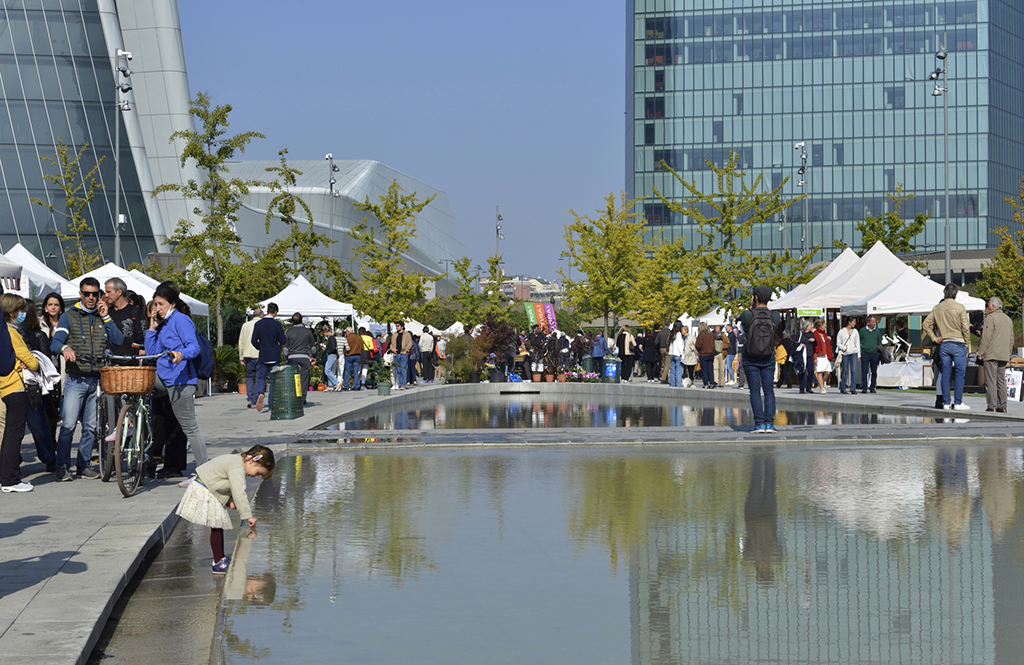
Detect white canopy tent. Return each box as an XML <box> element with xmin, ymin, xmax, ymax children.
<box><xmin>769</xmin><ymin>247</ymin><xmax>861</xmax><ymax>311</ymax></box>
<box><xmin>769</xmin><ymin>242</ymin><xmax>909</xmax><ymax>312</ymax></box>
<box><xmin>0</xmin><ymin>253</ymin><xmax>24</xmax><ymax>294</ymax></box>
<box><xmin>4</xmin><ymin>243</ymin><xmax>78</xmax><ymax>299</ymax></box>
<box><xmin>839</xmin><ymin>266</ymin><xmax>986</xmax><ymax>316</ymax></box>
<box><xmin>127</xmin><ymin>269</ymin><xmax>210</xmax><ymax>317</ymax></box>
<box><xmin>259</xmin><ymin>275</ymin><xmax>356</xmax><ymax>318</ymax></box>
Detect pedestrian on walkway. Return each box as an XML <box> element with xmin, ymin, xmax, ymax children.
<box><xmin>923</xmin><ymin>284</ymin><xmax>972</xmax><ymax>410</ymax></box>
<box><xmin>858</xmin><ymin>316</ymin><xmax>883</xmax><ymax>394</ymax></box>
<box><xmin>695</xmin><ymin>322</ymin><xmax>716</xmax><ymax>388</ymax></box>
<box><xmin>836</xmin><ymin>317</ymin><xmax>861</xmax><ymax>394</ymax></box>
<box><xmin>319</xmin><ymin>323</ymin><xmax>339</xmax><ymax>389</ymax></box>
<box><xmin>739</xmin><ymin>286</ymin><xmax>782</xmax><ymax>433</ymax></box>
<box><xmin>284</xmin><ymin>313</ymin><xmax>316</xmax><ymax>405</ymax></box>
<box><xmin>1</xmin><ymin>294</ymin><xmax>38</xmax><ymax>492</ymax></box>
<box><xmin>175</xmin><ymin>445</ymin><xmax>275</xmax><ymax>574</ymax></box>
<box><xmin>976</xmin><ymin>296</ymin><xmax>1013</xmax><ymax>413</ymax></box>
<box><xmin>419</xmin><ymin>327</ymin><xmax>436</xmax><ymax>383</ymax></box>
<box><xmin>238</xmin><ymin>309</ymin><xmax>263</xmax><ymax>407</ymax></box>
<box><xmin>656</xmin><ymin>323</ymin><xmax>670</xmax><ymax>383</ymax></box>
<box><xmin>617</xmin><ymin>325</ymin><xmax>636</xmax><ymax>383</ymax></box>
<box><xmin>341</xmin><ymin>326</ymin><xmax>364</xmax><ymax>390</ymax></box>
<box><xmin>812</xmin><ymin>319</ymin><xmax>833</xmax><ymax>394</ymax></box>
<box><xmin>796</xmin><ymin>320</ymin><xmax>816</xmax><ymax>394</ymax></box>
<box><xmin>252</xmin><ymin>303</ymin><xmax>286</xmax><ymax>411</ymax></box>
<box><xmin>724</xmin><ymin>323</ymin><xmax>737</xmax><ymax>385</ymax></box>
<box><xmin>667</xmin><ymin>321</ymin><xmax>685</xmax><ymax>387</ymax></box>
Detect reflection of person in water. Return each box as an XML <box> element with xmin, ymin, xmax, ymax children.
<box><xmin>744</xmin><ymin>454</ymin><xmax>779</xmax><ymax>582</ymax></box>
<box><xmin>931</xmin><ymin>449</ymin><xmax>971</xmax><ymax>546</ymax></box>
<box><xmin>224</xmin><ymin>526</ymin><xmax>277</xmax><ymax>606</ymax></box>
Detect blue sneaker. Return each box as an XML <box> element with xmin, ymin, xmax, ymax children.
<box><xmin>763</xmin><ymin>424</ymin><xmax>777</xmax><ymax>434</ymax></box>
<box><xmin>212</xmin><ymin>556</ymin><xmax>231</xmax><ymax>574</ymax></box>
<box><xmin>750</xmin><ymin>423</ymin><xmax>765</xmax><ymax>434</ymax></box>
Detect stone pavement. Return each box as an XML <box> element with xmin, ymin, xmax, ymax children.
<box><xmin>1</xmin><ymin>381</ymin><xmax>1022</xmax><ymax>664</ymax></box>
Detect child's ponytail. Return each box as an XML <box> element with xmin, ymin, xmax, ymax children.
<box><xmin>243</xmin><ymin>445</ymin><xmax>276</xmax><ymax>478</ymax></box>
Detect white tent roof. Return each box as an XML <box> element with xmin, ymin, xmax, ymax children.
<box><xmin>3</xmin><ymin>243</ymin><xmax>77</xmax><ymax>299</ymax></box>
<box><xmin>839</xmin><ymin>266</ymin><xmax>986</xmax><ymax>316</ymax></box>
<box><xmin>770</xmin><ymin>242</ymin><xmax>909</xmax><ymax>311</ymax></box>
<box><xmin>127</xmin><ymin>269</ymin><xmax>210</xmax><ymax>317</ymax></box>
<box><xmin>0</xmin><ymin>252</ymin><xmax>24</xmax><ymax>294</ymax></box>
<box><xmin>770</xmin><ymin>247</ymin><xmax>861</xmax><ymax>311</ymax></box>
<box><xmin>259</xmin><ymin>275</ymin><xmax>355</xmax><ymax>318</ymax></box>
<box><xmin>697</xmin><ymin>308</ymin><xmax>731</xmax><ymax>325</ymax></box>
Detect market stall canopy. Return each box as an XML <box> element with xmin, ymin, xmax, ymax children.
<box><xmin>0</xmin><ymin>253</ymin><xmax>23</xmax><ymax>294</ymax></box>
<box><xmin>769</xmin><ymin>242</ymin><xmax>908</xmax><ymax>312</ymax></box>
<box><xmin>769</xmin><ymin>247</ymin><xmax>860</xmax><ymax>311</ymax></box>
<box><xmin>839</xmin><ymin>266</ymin><xmax>985</xmax><ymax>316</ymax></box>
<box><xmin>127</xmin><ymin>269</ymin><xmax>210</xmax><ymax>317</ymax></box>
<box><xmin>3</xmin><ymin>243</ymin><xmax>77</xmax><ymax>299</ymax></box>
<box><xmin>259</xmin><ymin>275</ymin><xmax>355</xmax><ymax>318</ymax></box>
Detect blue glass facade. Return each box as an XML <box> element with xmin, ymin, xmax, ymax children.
<box><xmin>627</xmin><ymin>1</ymin><xmax>1024</xmax><ymax>261</ymax></box>
<box><xmin>0</xmin><ymin>0</ymin><xmax>155</xmax><ymax>270</ymax></box>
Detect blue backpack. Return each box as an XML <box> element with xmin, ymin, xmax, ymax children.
<box><xmin>190</xmin><ymin>332</ymin><xmax>215</xmax><ymax>380</ymax></box>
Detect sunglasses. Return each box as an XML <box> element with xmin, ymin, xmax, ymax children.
<box><xmin>81</xmin><ymin>291</ymin><xmax>100</xmax><ymax>298</ymax></box>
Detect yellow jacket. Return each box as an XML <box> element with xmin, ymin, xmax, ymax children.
<box><xmin>1</xmin><ymin>326</ymin><xmax>38</xmax><ymax>398</ymax></box>
<box><xmin>775</xmin><ymin>342</ymin><xmax>788</xmax><ymax>365</ymax></box>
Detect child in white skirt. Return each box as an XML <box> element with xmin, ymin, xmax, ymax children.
<box><xmin>176</xmin><ymin>444</ymin><xmax>276</xmax><ymax>573</ymax></box>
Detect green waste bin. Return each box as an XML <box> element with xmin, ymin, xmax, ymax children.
<box><xmin>582</xmin><ymin>356</ymin><xmax>594</xmax><ymax>374</ymax></box>
<box><xmin>602</xmin><ymin>357</ymin><xmax>621</xmax><ymax>383</ymax></box>
<box><xmin>270</xmin><ymin>364</ymin><xmax>304</xmax><ymax>420</ymax></box>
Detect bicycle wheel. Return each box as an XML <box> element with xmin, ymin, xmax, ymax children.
<box><xmin>114</xmin><ymin>403</ymin><xmax>144</xmax><ymax>497</ymax></box>
<box><xmin>98</xmin><ymin>394</ymin><xmax>114</xmax><ymax>481</ymax></box>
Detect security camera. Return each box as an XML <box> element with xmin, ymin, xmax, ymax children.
<box><xmin>325</xmin><ymin>153</ymin><xmax>333</xmax><ymax>160</ymax></box>
<box><xmin>794</xmin><ymin>141</ymin><xmax>805</xmax><ymax>150</ymax></box>
<box><xmin>117</xmin><ymin>49</ymin><xmax>132</xmax><ymax>61</ymax></box>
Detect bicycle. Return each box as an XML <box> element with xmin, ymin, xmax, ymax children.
<box><xmin>99</xmin><ymin>351</ymin><xmax>169</xmax><ymax>497</ymax></box>
<box><xmin>73</xmin><ymin>353</ymin><xmax>113</xmax><ymax>480</ymax></box>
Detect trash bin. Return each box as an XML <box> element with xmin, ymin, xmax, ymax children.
<box><xmin>582</xmin><ymin>356</ymin><xmax>594</xmax><ymax>374</ymax></box>
<box><xmin>271</xmin><ymin>364</ymin><xmax>304</xmax><ymax>420</ymax></box>
<box><xmin>602</xmin><ymin>357</ymin><xmax>621</xmax><ymax>383</ymax></box>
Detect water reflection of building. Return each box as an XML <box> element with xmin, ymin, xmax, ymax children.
<box><xmin>629</xmin><ymin>450</ymin><xmax>999</xmax><ymax>665</ymax></box>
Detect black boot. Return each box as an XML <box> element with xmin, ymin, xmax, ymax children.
<box><xmin>935</xmin><ymin>395</ymin><xmax>944</xmax><ymax>409</ymax></box>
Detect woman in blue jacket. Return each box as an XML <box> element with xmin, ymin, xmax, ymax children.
<box><xmin>145</xmin><ymin>281</ymin><xmax>208</xmax><ymax>469</ymax></box>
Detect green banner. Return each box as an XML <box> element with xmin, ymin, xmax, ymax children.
<box><xmin>524</xmin><ymin>302</ymin><xmax>537</xmax><ymax>327</ymax></box>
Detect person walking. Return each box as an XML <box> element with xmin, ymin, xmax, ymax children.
<box><xmin>682</xmin><ymin>325</ymin><xmax>697</xmax><ymax>385</ymax></box>
<box><xmin>812</xmin><ymin>319</ymin><xmax>833</xmax><ymax>394</ymax></box>
<box><xmin>976</xmin><ymin>296</ymin><xmax>1013</xmax><ymax>413</ymax></box>
<box><xmin>667</xmin><ymin>321</ymin><xmax>685</xmax><ymax>387</ymax></box>
<box><xmin>49</xmin><ymin>277</ymin><xmax>124</xmax><ymax>481</ymax></box>
<box><xmin>252</xmin><ymin>302</ymin><xmax>286</xmax><ymax>412</ymax></box>
<box><xmin>923</xmin><ymin>284</ymin><xmax>972</xmax><ymax>410</ymax></box>
<box><xmin>695</xmin><ymin>322</ymin><xmax>716</xmax><ymax>388</ymax></box>
<box><xmin>836</xmin><ymin>317</ymin><xmax>861</xmax><ymax>395</ymax></box>
<box><xmin>17</xmin><ymin>299</ymin><xmax>57</xmax><ymax>472</ymax></box>
<box><xmin>639</xmin><ymin>328</ymin><xmax>659</xmax><ymax>382</ymax></box>
<box><xmin>40</xmin><ymin>292</ymin><xmax>65</xmax><ymax>440</ymax></box>
<box><xmin>284</xmin><ymin>313</ymin><xmax>316</xmax><ymax>405</ymax></box>
<box><xmin>591</xmin><ymin>332</ymin><xmax>608</xmax><ymax>377</ymax></box>
<box><xmin>655</xmin><ymin>323</ymin><xmax>671</xmax><ymax>383</ymax></box>
<box><xmin>617</xmin><ymin>325</ymin><xmax>636</xmax><ymax>383</ymax></box>
<box><xmin>858</xmin><ymin>316</ymin><xmax>883</xmax><ymax>394</ymax></box>
<box><xmin>358</xmin><ymin>327</ymin><xmax>375</xmax><ymax>388</ymax></box>
<box><xmin>1</xmin><ymin>294</ymin><xmax>39</xmax><ymax>492</ymax></box>
<box><xmin>713</xmin><ymin>325</ymin><xmax>729</xmax><ymax>387</ymax></box>
<box><xmin>319</xmin><ymin>323</ymin><xmax>339</xmax><ymax>390</ymax></box>
<box><xmin>738</xmin><ymin>286</ymin><xmax>782</xmax><ymax>433</ymax></box>
<box><xmin>238</xmin><ymin>309</ymin><xmax>262</xmax><ymax>407</ymax></box>
<box><xmin>419</xmin><ymin>327</ymin><xmax>436</xmax><ymax>383</ymax></box>
<box><xmin>390</xmin><ymin>322</ymin><xmax>414</xmax><ymax>389</ymax></box>
<box><xmin>724</xmin><ymin>323</ymin><xmax>738</xmax><ymax>386</ymax></box>
<box><xmin>342</xmin><ymin>326</ymin><xmax>364</xmax><ymax>389</ymax></box>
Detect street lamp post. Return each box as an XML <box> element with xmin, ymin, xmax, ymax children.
<box><xmin>438</xmin><ymin>258</ymin><xmax>454</xmax><ymax>276</ymax></box>
<box><xmin>495</xmin><ymin>207</ymin><xmax>504</xmax><ymax>256</ymax></box>
<box><xmin>795</xmin><ymin>141</ymin><xmax>809</xmax><ymax>256</ymax></box>
<box><xmin>112</xmin><ymin>49</ymin><xmax>132</xmax><ymax>267</ymax></box>
<box><xmin>325</xmin><ymin>153</ymin><xmax>339</xmax><ymax>261</ymax></box>
<box><xmin>928</xmin><ymin>35</ymin><xmax>951</xmax><ymax>283</ymax></box>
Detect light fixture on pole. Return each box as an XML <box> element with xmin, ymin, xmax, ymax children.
<box><xmin>495</xmin><ymin>207</ymin><xmax>504</xmax><ymax>256</ymax></box>
<box><xmin>927</xmin><ymin>34</ymin><xmax>951</xmax><ymax>283</ymax></box>
<box><xmin>326</xmin><ymin>153</ymin><xmax>340</xmax><ymax>262</ymax></box>
<box><xmin>794</xmin><ymin>141</ymin><xmax>809</xmax><ymax>255</ymax></box>
<box><xmin>778</xmin><ymin>205</ymin><xmax>788</xmax><ymax>252</ymax></box>
<box><xmin>438</xmin><ymin>258</ymin><xmax>454</xmax><ymax>276</ymax></box>
<box><xmin>112</xmin><ymin>48</ymin><xmax>132</xmax><ymax>267</ymax></box>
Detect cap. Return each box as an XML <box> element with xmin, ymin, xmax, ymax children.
<box><xmin>752</xmin><ymin>286</ymin><xmax>772</xmax><ymax>304</ymax></box>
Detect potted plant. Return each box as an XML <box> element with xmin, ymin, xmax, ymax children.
<box><xmin>370</xmin><ymin>359</ymin><xmax>393</xmax><ymax>396</ymax></box>
<box><xmin>213</xmin><ymin>345</ymin><xmax>244</xmax><ymax>393</ymax></box>
<box><xmin>442</xmin><ymin>335</ymin><xmax>485</xmax><ymax>383</ymax></box>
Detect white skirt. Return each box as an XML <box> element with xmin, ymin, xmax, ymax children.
<box><xmin>815</xmin><ymin>357</ymin><xmax>833</xmax><ymax>373</ymax></box>
<box><xmin>175</xmin><ymin>480</ymin><xmax>233</xmax><ymax>529</ymax></box>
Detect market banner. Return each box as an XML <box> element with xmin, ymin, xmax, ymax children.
<box><xmin>542</xmin><ymin>302</ymin><xmax>558</xmax><ymax>331</ymax></box>
<box><xmin>533</xmin><ymin>302</ymin><xmax>548</xmax><ymax>331</ymax></box>
<box><xmin>524</xmin><ymin>302</ymin><xmax>537</xmax><ymax>327</ymax></box>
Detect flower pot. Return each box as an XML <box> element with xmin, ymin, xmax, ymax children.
<box><xmin>557</xmin><ymin>373</ymin><xmax>567</xmax><ymax>382</ymax></box>
<box><xmin>532</xmin><ymin>373</ymin><xmax>542</xmax><ymax>382</ymax></box>
<box><xmin>317</xmin><ymin>384</ymin><xmax>326</xmax><ymax>391</ymax></box>
<box><xmin>487</xmin><ymin>368</ymin><xmax>504</xmax><ymax>383</ymax></box>
<box><xmin>469</xmin><ymin>372</ymin><xmax>481</xmax><ymax>384</ymax></box>
<box><xmin>237</xmin><ymin>382</ymin><xmax>246</xmax><ymax>395</ymax></box>
<box><xmin>544</xmin><ymin>374</ymin><xmax>555</xmax><ymax>382</ymax></box>
<box><xmin>377</xmin><ymin>383</ymin><xmax>391</xmax><ymax>396</ymax></box>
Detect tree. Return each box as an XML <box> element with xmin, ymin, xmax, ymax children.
<box><xmin>151</xmin><ymin>92</ymin><xmax>265</xmax><ymax>345</ymax></box>
<box><xmin>348</xmin><ymin>179</ymin><xmax>437</xmax><ymax>325</ymax></box>
<box><xmin>263</xmin><ymin>149</ymin><xmax>352</xmax><ymax>295</ymax></box>
<box><xmin>976</xmin><ymin>226</ymin><xmax>1024</xmax><ymax>320</ymax></box>
<box><xmin>655</xmin><ymin>152</ymin><xmax>817</xmax><ymax>317</ymax></box>
<box><xmin>633</xmin><ymin>233</ymin><xmax>698</xmax><ymax>328</ymax></box>
<box><xmin>559</xmin><ymin>192</ymin><xmax>647</xmax><ymax>337</ymax></box>
<box><xmin>480</xmin><ymin>253</ymin><xmax>514</xmax><ymax>324</ymax></box>
<box><xmin>833</xmin><ymin>183</ymin><xmax>929</xmax><ymax>265</ymax></box>
<box><xmin>450</xmin><ymin>256</ymin><xmax>483</xmax><ymax>327</ymax></box>
<box><xmin>31</xmin><ymin>138</ymin><xmax>104</xmax><ymax>277</ymax></box>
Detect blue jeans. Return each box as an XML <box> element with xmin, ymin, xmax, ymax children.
<box><xmin>743</xmin><ymin>355</ymin><xmax>776</xmax><ymax>426</ymax></box>
<box><xmin>840</xmin><ymin>354</ymin><xmax>859</xmax><ymax>393</ymax></box>
<box><xmin>669</xmin><ymin>355</ymin><xmax>683</xmax><ymax>387</ymax></box>
<box><xmin>395</xmin><ymin>353</ymin><xmax>408</xmax><ymax>386</ymax></box>
<box><xmin>56</xmin><ymin>374</ymin><xmax>99</xmax><ymax>470</ymax></box>
<box><xmin>323</xmin><ymin>354</ymin><xmax>339</xmax><ymax>387</ymax></box>
<box><xmin>26</xmin><ymin>400</ymin><xmax>56</xmax><ymax>466</ymax></box>
<box><xmin>343</xmin><ymin>356</ymin><xmax>360</xmax><ymax>389</ymax></box>
<box><xmin>938</xmin><ymin>341</ymin><xmax>967</xmax><ymax>406</ymax></box>
<box><xmin>725</xmin><ymin>353</ymin><xmax>736</xmax><ymax>383</ymax></box>
<box><xmin>243</xmin><ymin>357</ymin><xmax>258</xmax><ymax>405</ymax></box>
<box><xmin>255</xmin><ymin>361</ymin><xmax>277</xmax><ymax>406</ymax></box>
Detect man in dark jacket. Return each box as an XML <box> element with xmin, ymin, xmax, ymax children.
<box><xmin>252</xmin><ymin>302</ymin><xmax>286</xmax><ymax>412</ymax></box>
<box><xmin>285</xmin><ymin>312</ymin><xmax>316</xmax><ymax>405</ymax></box>
<box><xmin>655</xmin><ymin>323</ymin><xmax>670</xmax><ymax>383</ymax></box>
<box><xmin>738</xmin><ymin>286</ymin><xmax>782</xmax><ymax>434</ymax></box>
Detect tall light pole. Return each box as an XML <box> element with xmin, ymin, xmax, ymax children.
<box><xmin>438</xmin><ymin>258</ymin><xmax>454</xmax><ymax>276</ymax></box>
<box><xmin>795</xmin><ymin>141</ymin><xmax>809</xmax><ymax>256</ymax></box>
<box><xmin>325</xmin><ymin>153</ymin><xmax>340</xmax><ymax>262</ymax></box>
<box><xmin>112</xmin><ymin>49</ymin><xmax>132</xmax><ymax>267</ymax></box>
<box><xmin>928</xmin><ymin>35</ymin><xmax>951</xmax><ymax>283</ymax></box>
<box><xmin>778</xmin><ymin>205</ymin><xmax>788</xmax><ymax>252</ymax></box>
<box><xmin>495</xmin><ymin>206</ymin><xmax>504</xmax><ymax>255</ymax></box>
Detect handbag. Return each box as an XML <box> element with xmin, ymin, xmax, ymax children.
<box><xmin>383</xmin><ymin>351</ymin><xmax>396</xmax><ymax>365</ymax></box>
<box><xmin>879</xmin><ymin>346</ymin><xmax>893</xmax><ymax>365</ymax></box>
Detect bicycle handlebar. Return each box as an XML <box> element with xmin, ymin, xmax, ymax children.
<box><xmin>105</xmin><ymin>350</ymin><xmax>171</xmax><ymax>362</ymax></box>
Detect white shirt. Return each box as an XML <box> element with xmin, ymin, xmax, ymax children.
<box><xmin>419</xmin><ymin>332</ymin><xmax>434</xmax><ymax>353</ymax></box>
<box><xmin>837</xmin><ymin>327</ymin><xmax>861</xmax><ymax>356</ymax></box>
<box><xmin>669</xmin><ymin>332</ymin><xmax>685</xmax><ymax>356</ymax></box>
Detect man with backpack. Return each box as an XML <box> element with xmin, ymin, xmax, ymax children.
<box><xmin>738</xmin><ymin>286</ymin><xmax>782</xmax><ymax>434</ymax></box>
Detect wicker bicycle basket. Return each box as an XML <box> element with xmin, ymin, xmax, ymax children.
<box><xmin>100</xmin><ymin>365</ymin><xmax>157</xmax><ymax>395</ymax></box>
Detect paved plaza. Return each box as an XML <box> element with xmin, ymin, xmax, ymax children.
<box><xmin>0</xmin><ymin>382</ymin><xmax>1021</xmax><ymax>664</ymax></box>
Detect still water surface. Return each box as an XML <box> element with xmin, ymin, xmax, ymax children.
<box><xmin>218</xmin><ymin>446</ymin><xmax>1024</xmax><ymax>664</ymax></box>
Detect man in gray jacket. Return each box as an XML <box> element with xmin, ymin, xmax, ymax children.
<box><xmin>976</xmin><ymin>297</ymin><xmax>1014</xmax><ymax>412</ymax></box>
<box><xmin>285</xmin><ymin>312</ymin><xmax>317</xmax><ymax>405</ymax></box>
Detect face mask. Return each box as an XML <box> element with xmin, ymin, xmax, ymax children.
<box><xmin>15</xmin><ymin>312</ymin><xmax>26</xmax><ymax>324</ymax></box>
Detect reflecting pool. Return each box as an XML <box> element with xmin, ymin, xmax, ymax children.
<box><xmin>217</xmin><ymin>445</ymin><xmax>1024</xmax><ymax>664</ymax></box>
<box><xmin>321</xmin><ymin>395</ymin><xmax>947</xmax><ymax>430</ymax></box>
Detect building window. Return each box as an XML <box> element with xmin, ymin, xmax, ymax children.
<box><xmin>644</xmin><ymin>123</ymin><xmax>655</xmax><ymax>146</ymax></box>
<box><xmin>645</xmin><ymin>97</ymin><xmax>665</xmax><ymax>119</ymax></box>
<box><xmin>833</xmin><ymin>144</ymin><xmax>844</xmax><ymax>166</ymax></box>
<box><xmin>812</xmin><ymin>144</ymin><xmax>824</xmax><ymax>168</ymax></box>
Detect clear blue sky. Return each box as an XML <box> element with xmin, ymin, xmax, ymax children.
<box><xmin>177</xmin><ymin>1</ymin><xmax>627</xmax><ymax>280</ymax></box>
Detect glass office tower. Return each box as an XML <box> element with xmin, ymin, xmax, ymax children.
<box><xmin>627</xmin><ymin>1</ymin><xmax>1024</xmax><ymax>262</ymax></box>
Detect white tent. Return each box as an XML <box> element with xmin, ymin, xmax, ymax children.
<box><xmin>697</xmin><ymin>308</ymin><xmax>731</xmax><ymax>326</ymax></box>
<box><xmin>259</xmin><ymin>275</ymin><xmax>356</xmax><ymax>318</ymax></box>
<box><xmin>127</xmin><ymin>269</ymin><xmax>210</xmax><ymax>317</ymax></box>
<box><xmin>770</xmin><ymin>247</ymin><xmax>860</xmax><ymax>311</ymax></box>
<box><xmin>840</xmin><ymin>266</ymin><xmax>986</xmax><ymax>316</ymax></box>
<box><xmin>3</xmin><ymin>244</ymin><xmax>78</xmax><ymax>299</ymax></box>
<box><xmin>0</xmin><ymin>253</ymin><xmax>24</xmax><ymax>294</ymax></box>
<box><xmin>770</xmin><ymin>242</ymin><xmax>909</xmax><ymax>312</ymax></box>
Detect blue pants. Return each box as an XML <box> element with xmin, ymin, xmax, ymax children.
<box><xmin>26</xmin><ymin>400</ymin><xmax>56</xmax><ymax>466</ymax></box>
<box><xmin>395</xmin><ymin>353</ymin><xmax>408</xmax><ymax>386</ymax></box>
<box><xmin>669</xmin><ymin>355</ymin><xmax>683</xmax><ymax>387</ymax></box>
<box><xmin>324</xmin><ymin>354</ymin><xmax>339</xmax><ymax>387</ymax></box>
<box><xmin>860</xmin><ymin>351</ymin><xmax>879</xmax><ymax>391</ymax></box>
<box><xmin>56</xmin><ymin>374</ymin><xmax>99</xmax><ymax>470</ymax></box>
<box><xmin>343</xmin><ymin>356</ymin><xmax>360</xmax><ymax>389</ymax></box>
<box><xmin>255</xmin><ymin>361</ymin><xmax>277</xmax><ymax>406</ymax></box>
<box><xmin>839</xmin><ymin>354</ymin><xmax>859</xmax><ymax>393</ymax></box>
<box><xmin>244</xmin><ymin>357</ymin><xmax>258</xmax><ymax>405</ymax></box>
<box><xmin>725</xmin><ymin>353</ymin><xmax>736</xmax><ymax>383</ymax></box>
<box><xmin>743</xmin><ymin>355</ymin><xmax>776</xmax><ymax>426</ymax></box>
<box><xmin>938</xmin><ymin>341</ymin><xmax>967</xmax><ymax>406</ymax></box>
